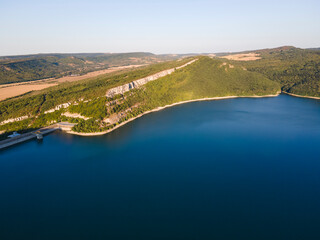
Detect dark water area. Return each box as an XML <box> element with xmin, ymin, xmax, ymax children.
<box><xmin>1</xmin><ymin>94</ymin><xmax>320</xmax><ymax>240</ymax></box>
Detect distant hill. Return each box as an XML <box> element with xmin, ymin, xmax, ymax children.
<box><xmin>0</xmin><ymin>52</ymin><xmax>181</xmax><ymax>85</ymax></box>
<box><xmin>214</xmin><ymin>46</ymin><xmax>296</xmax><ymax>57</ymax></box>
<box><xmin>307</xmin><ymin>48</ymin><xmax>320</xmax><ymax>51</ymax></box>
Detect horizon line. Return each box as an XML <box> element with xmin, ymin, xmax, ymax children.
<box><xmin>0</xmin><ymin>45</ymin><xmax>319</xmax><ymax>58</ymax></box>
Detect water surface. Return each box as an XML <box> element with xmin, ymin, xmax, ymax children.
<box><xmin>1</xmin><ymin>94</ymin><xmax>320</xmax><ymax>240</ymax></box>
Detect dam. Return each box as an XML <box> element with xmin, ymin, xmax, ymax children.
<box><xmin>0</xmin><ymin>122</ymin><xmax>76</xmax><ymax>150</ymax></box>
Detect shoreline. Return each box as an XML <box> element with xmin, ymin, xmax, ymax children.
<box><xmin>67</xmin><ymin>92</ymin><xmax>281</xmax><ymax>137</ymax></box>
<box><xmin>282</xmin><ymin>91</ymin><xmax>320</xmax><ymax>100</ymax></box>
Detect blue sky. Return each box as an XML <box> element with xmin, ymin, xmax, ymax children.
<box><xmin>1</xmin><ymin>0</ymin><xmax>319</xmax><ymax>55</ymax></box>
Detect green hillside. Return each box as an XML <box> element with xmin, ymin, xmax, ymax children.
<box><xmin>0</xmin><ymin>56</ymin><xmax>280</xmax><ymax>136</ymax></box>
<box><xmin>116</xmin><ymin>57</ymin><xmax>279</xmax><ymax>111</ymax></box>
<box><xmin>0</xmin><ymin>57</ymin><xmax>196</xmax><ymax>122</ymax></box>
<box><xmin>228</xmin><ymin>47</ymin><xmax>320</xmax><ymax>97</ymax></box>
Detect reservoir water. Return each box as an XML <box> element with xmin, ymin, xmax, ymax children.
<box><xmin>1</xmin><ymin>94</ymin><xmax>320</xmax><ymax>240</ymax></box>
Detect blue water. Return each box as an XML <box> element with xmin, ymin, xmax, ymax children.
<box><xmin>1</xmin><ymin>94</ymin><xmax>320</xmax><ymax>240</ymax></box>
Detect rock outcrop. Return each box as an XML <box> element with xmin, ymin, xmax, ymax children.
<box><xmin>0</xmin><ymin>115</ymin><xmax>29</xmax><ymax>125</ymax></box>
<box><xmin>0</xmin><ymin>102</ymin><xmax>72</xmax><ymax>125</ymax></box>
<box><xmin>62</xmin><ymin>112</ymin><xmax>90</xmax><ymax>120</ymax></box>
<box><xmin>106</xmin><ymin>59</ymin><xmax>197</xmax><ymax>98</ymax></box>
<box><xmin>44</xmin><ymin>102</ymin><xmax>72</xmax><ymax>114</ymax></box>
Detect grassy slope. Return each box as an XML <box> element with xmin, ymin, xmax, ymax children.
<box><xmin>229</xmin><ymin>47</ymin><xmax>320</xmax><ymax>97</ymax></box>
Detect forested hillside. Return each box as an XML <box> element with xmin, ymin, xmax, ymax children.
<box><xmin>0</xmin><ymin>57</ymin><xmax>196</xmax><ymax>132</ymax></box>
<box><xmin>228</xmin><ymin>47</ymin><xmax>320</xmax><ymax>97</ymax></box>
<box><xmin>0</xmin><ymin>57</ymin><xmax>280</xmax><ymax>136</ymax></box>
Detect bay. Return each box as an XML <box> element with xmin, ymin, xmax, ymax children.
<box><xmin>1</xmin><ymin>94</ymin><xmax>320</xmax><ymax>240</ymax></box>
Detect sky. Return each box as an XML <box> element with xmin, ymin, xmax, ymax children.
<box><xmin>1</xmin><ymin>0</ymin><xmax>320</xmax><ymax>56</ymax></box>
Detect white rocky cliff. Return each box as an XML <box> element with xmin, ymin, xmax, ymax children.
<box><xmin>106</xmin><ymin>59</ymin><xmax>197</xmax><ymax>98</ymax></box>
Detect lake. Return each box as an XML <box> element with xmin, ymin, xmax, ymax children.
<box><xmin>1</xmin><ymin>94</ymin><xmax>320</xmax><ymax>240</ymax></box>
